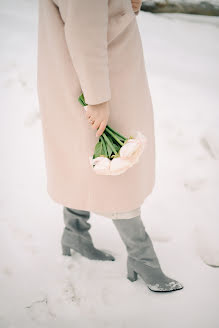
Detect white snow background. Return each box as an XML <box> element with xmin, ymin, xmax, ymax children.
<box><xmin>0</xmin><ymin>1</ymin><xmax>219</xmax><ymax>327</ymax></box>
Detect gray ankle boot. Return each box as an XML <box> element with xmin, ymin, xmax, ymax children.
<box><xmin>112</xmin><ymin>215</ymin><xmax>184</xmax><ymax>292</ymax></box>
<box><xmin>61</xmin><ymin>207</ymin><xmax>115</xmax><ymax>261</ymax></box>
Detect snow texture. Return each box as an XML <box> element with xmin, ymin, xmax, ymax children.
<box><xmin>0</xmin><ymin>1</ymin><xmax>219</xmax><ymax>327</ymax></box>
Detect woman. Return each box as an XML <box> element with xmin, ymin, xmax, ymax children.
<box><xmin>37</xmin><ymin>0</ymin><xmax>184</xmax><ymax>292</ymax></box>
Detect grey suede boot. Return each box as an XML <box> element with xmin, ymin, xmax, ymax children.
<box><xmin>61</xmin><ymin>207</ymin><xmax>115</xmax><ymax>261</ymax></box>
<box><xmin>112</xmin><ymin>215</ymin><xmax>184</xmax><ymax>292</ymax></box>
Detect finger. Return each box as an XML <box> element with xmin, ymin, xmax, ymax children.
<box><xmin>92</xmin><ymin>120</ymin><xmax>100</xmax><ymax>130</ymax></box>
<box><xmin>96</xmin><ymin>121</ymin><xmax>106</xmax><ymax>137</ymax></box>
<box><xmin>86</xmin><ymin>112</ymin><xmax>92</xmax><ymax>119</ymax></box>
<box><xmin>85</xmin><ymin>109</ymin><xmax>93</xmax><ymax>118</ymax></box>
<box><xmin>87</xmin><ymin>115</ymin><xmax>95</xmax><ymax>124</ymax></box>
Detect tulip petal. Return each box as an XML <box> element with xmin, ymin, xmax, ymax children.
<box><xmin>110</xmin><ymin>157</ymin><xmax>132</xmax><ymax>175</ymax></box>
<box><xmin>90</xmin><ymin>156</ymin><xmax>111</xmax><ymax>175</ymax></box>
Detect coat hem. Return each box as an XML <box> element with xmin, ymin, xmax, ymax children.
<box><xmin>46</xmin><ymin>184</ymin><xmax>154</xmax><ymax>216</ymax></box>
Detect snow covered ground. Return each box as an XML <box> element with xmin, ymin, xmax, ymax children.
<box><xmin>0</xmin><ymin>1</ymin><xmax>219</xmax><ymax>327</ymax></box>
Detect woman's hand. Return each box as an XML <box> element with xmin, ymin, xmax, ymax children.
<box><xmin>131</xmin><ymin>0</ymin><xmax>142</xmax><ymax>13</ymax></box>
<box><xmin>85</xmin><ymin>101</ymin><xmax>110</xmax><ymax>137</ymax></box>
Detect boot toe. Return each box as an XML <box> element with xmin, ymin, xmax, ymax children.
<box><xmin>147</xmin><ymin>280</ymin><xmax>184</xmax><ymax>292</ymax></box>
<box><xmin>98</xmin><ymin>250</ymin><xmax>115</xmax><ymax>261</ymax></box>
<box><xmin>84</xmin><ymin>247</ymin><xmax>115</xmax><ymax>261</ymax></box>
<box><xmin>168</xmin><ymin>280</ymin><xmax>184</xmax><ymax>291</ymax></box>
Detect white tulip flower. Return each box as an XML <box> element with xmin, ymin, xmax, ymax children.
<box><xmin>90</xmin><ymin>156</ymin><xmax>111</xmax><ymax>175</ymax></box>
<box><xmin>110</xmin><ymin>157</ymin><xmax>132</xmax><ymax>175</ymax></box>
<box><xmin>119</xmin><ymin>139</ymin><xmax>139</xmax><ymax>158</ymax></box>
<box><xmin>120</xmin><ymin>131</ymin><xmax>147</xmax><ymax>166</ymax></box>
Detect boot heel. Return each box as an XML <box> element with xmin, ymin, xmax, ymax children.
<box><xmin>62</xmin><ymin>244</ymin><xmax>71</xmax><ymax>256</ymax></box>
<box><xmin>127</xmin><ymin>264</ymin><xmax>138</xmax><ymax>282</ymax></box>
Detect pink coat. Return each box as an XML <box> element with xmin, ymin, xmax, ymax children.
<box><xmin>37</xmin><ymin>0</ymin><xmax>156</xmax><ymax>213</ymax></box>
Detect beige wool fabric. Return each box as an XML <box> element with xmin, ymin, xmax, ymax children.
<box><xmin>37</xmin><ymin>0</ymin><xmax>156</xmax><ymax>214</ymax></box>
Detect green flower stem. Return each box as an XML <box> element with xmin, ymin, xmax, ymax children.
<box><xmin>106</xmin><ymin>129</ymin><xmax>124</xmax><ymax>142</ymax></box>
<box><xmin>105</xmin><ymin>129</ymin><xmax>125</xmax><ymax>147</ymax></box>
<box><xmin>105</xmin><ymin>127</ymin><xmax>124</xmax><ymax>146</ymax></box>
<box><xmin>99</xmin><ymin>136</ymin><xmax>104</xmax><ymax>156</ymax></box>
<box><xmin>78</xmin><ymin>93</ymin><xmax>87</xmax><ymax>106</ymax></box>
<box><xmin>100</xmin><ymin>135</ymin><xmax>108</xmax><ymax>157</ymax></box>
<box><xmin>106</xmin><ymin>124</ymin><xmax>127</xmax><ymax>141</ymax></box>
<box><xmin>102</xmin><ymin>133</ymin><xmax>118</xmax><ymax>154</ymax></box>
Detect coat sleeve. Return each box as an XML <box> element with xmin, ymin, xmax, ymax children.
<box><xmin>64</xmin><ymin>0</ymin><xmax>111</xmax><ymax>105</ymax></box>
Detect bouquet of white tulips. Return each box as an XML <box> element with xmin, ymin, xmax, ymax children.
<box><xmin>78</xmin><ymin>93</ymin><xmax>147</xmax><ymax>176</ymax></box>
